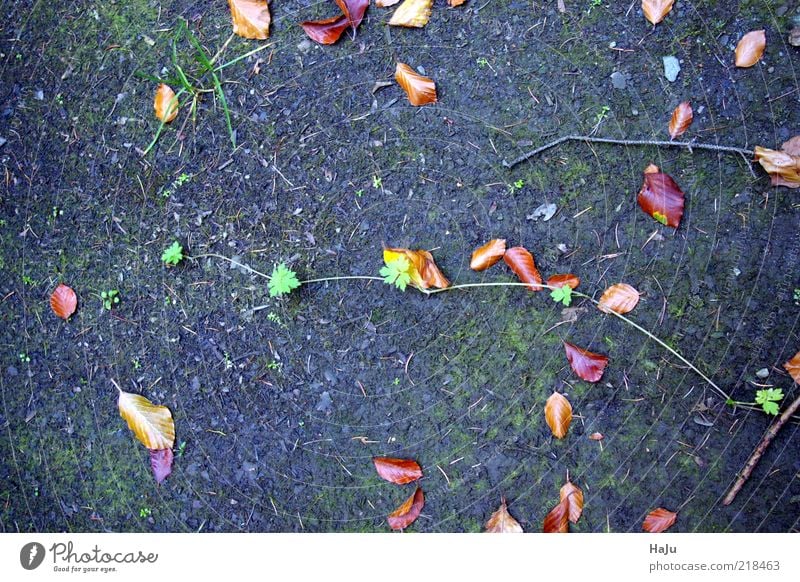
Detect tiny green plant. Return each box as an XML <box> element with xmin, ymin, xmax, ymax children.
<box><xmin>267</xmin><ymin>312</ymin><xmax>282</xmax><ymax>324</ymax></box>
<box><xmin>161</xmin><ymin>172</ymin><xmax>192</xmax><ymax>199</ymax></box>
<box><xmin>162</xmin><ymin>241</ymin><xmax>184</xmax><ymax>266</ymax></box>
<box><xmin>100</xmin><ymin>290</ymin><xmax>120</xmax><ymax>310</ymax></box>
<box><xmin>22</xmin><ymin>274</ymin><xmax>35</xmax><ymax>286</ymax></box>
<box><xmin>380</xmin><ymin>257</ymin><xmax>412</xmax><ymax>291</ymax></box>
<box><xmin>593</xmin><ymin>105</ymin><xmax>611</xmax><ymax>128</ymax></box>
<box><xmin>550</xmin><ymin>284</ymin><xmax>573</xmax><ymax>306</ymax></box>
<box><xmin>268</xmin><ymin>263</ymin><xmax>301</xmax><ymax>297</ymax></box>
<box><xmin>794</xmin><ymin>288</ymin><xmax>800</xmax><ymax>306</ymax></box>
<box><xmin>176</xmin><ymin>441</ymin><xmax>187</xmax><ymax>458</ymax></box>
<box><xmin>755</xmin><ymin>388</ymin><xmax>783</xmax><ymax>416</ymax></box>
<box><xmin>393</xmin><ymin>377</ymin><xmax>400</xmax><ymax>386</ymax></box>
<box><xmin>476</xmin><ymin>56</ymin><xmax>489</xmax><ymax>68</ymax></box>
<box><xmin>355</xmin><ymin>189</ymin><xmax>364</xmax><ymax>198</ymax></box>
<box><xmin>139</xmin><ymin>507</ymin><xmax>152</xmax><ymax>519</ymax></box>
<box><xmin>372</xmin><ymin>175</ymin><xmax>382</xmax><ymax>189</ymax></box>
<box><xmin>19</xmin><ymin>352</ymin><xmax>30</xmax><ymax>363</ymax></box>
<box><xmin>266</xmin><ymin>360</ymin><xmax>281</xmax><ymax>371</ymax></box>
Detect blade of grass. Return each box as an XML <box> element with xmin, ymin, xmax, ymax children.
<box><xmin>213</xmin><ymin>42</ymin><xmax>273</xmax><ymax>73</ymax></box>
<box><xmin>211</xmin><ymin>71</ymin><xmax>236</xmax><ymax>149</ymax></box>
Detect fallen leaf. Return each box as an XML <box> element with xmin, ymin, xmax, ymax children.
<box><xmin>485</xmin><ymin>498</ymin><xmax>523</xmax><ymax>533</ymax></box>
<box><xmin>544</xmin><ymin>392</ymin><xmax>572</xmax><ymax>439</ymax></box>
<box><xmin>588</xmin><ymin>432</ymin><xmax>604</xmax><ymax>441</ymax></box>
<box><xmin>668</xmin><ymin>101</ymin><xmax>693</xmax><ymax>139</ymax></box>
<box><xmin>784</xmin><ymin>350</ymin><xmax>800</xmax><ymax>384</ymax></box>
<box><xmin>389</xmin><ymin>0</ymin><xmax>433</xmax><ymax>28</ymax></box>
<box><xmin>503</xmin><ymin>246</ymin><xmax>543</xmax><ymax>291</ymax></box>
<box><xmin>395</xmin><ymin>62</ymin><xmax>437</xmax><ymax>106</ymax></box>
<box><xmin>118</xmin><ymin>389</ymin><xmax>175</xmax><ymax>450</ymax></box>
<box><xmin>643</xmin><ymin>507</ymin><xmax>677</xmax><ymax>533</ymax></box>
<box><xmin>448</xmin><ymin>0</ymin><xmax>467</xmax><ymax>6</ymax></box>
<box><xmin>228</xmin><ymin>0</ymin><xmax>271</xmax><ymax>40</ymax></box>
<box><xmin>50</xmin><ymin>284</ymin><xmax>77</xmax><ymax>320</ymax></box>
<box><xmin>560</xmin><ymin>478</ymin><xmax>584</xmax><ymax>524</ymax></box>
<box><xmin>735</xmin><ymin>30</ymin><xmax>766</xmax><ymax>68</ymax></box>
<box><xmin>336</xmin><ymin>0</ymin><xmax>369</xmax><ymax>30</ymax></box>
<box><xmin>376</xmin><ymin>0</ymin><xmax>401</xmax><ymax>6</ymax></box>
<box><xmin>754</xmin><ymin>137</ymin><xmax>800</xmax><ymax>188</ymax></box>
<box><xmin>597</xmin><ymin>283</ymin><xmax>640</xmax><ymax>314</ymax></box>
<box><xmin>300</xmin><ymin>15</ymin><xmax>350</xmax><ymax>44</ymax></box>
<box><xmin>641</xmin><ymin>0</ymin><xmax>674</xmax><ymax>25</ymax></box>
<box><xmin>150</xmin><ymin>448</ymin><xmax>174</xmax><ymax>484</ymax></box>
<box><xmin>154</xmin><ymin>84</ymin><xmax>178</xmax><ymax>123</ymax></box>
<box><xmin>383</xmin><ymin>246</ymin><xmax>449</xmax><ymax>289</ymax></box>
<box><xmin>563</xmin><ymin>341</ymin><xmax>609</xmax><ymax>383</ymax></box>
<box><xmin>470</xmin><ymin>239</ymin><xmax>506</xmax><ymax>271</ymax></box>
<box><xmin>373</xmin><ymin>457</ymin><xmax>423</xmax><ymax>484</ymax></box>
<box><xmin>637</xmin><ymin>164</ymin><xmax>685</xmax><ymax>228</ymax></box>
<box><xmin>543</xmin><ymin>497</ymin><xmax>569</xmax><ymax>533</ymax></box>
<box><xmin>547</xmin><ymin>274</ymin><xmax>580</xmax><ymax>290</ymax></box>
<box><xmin>388</xmin><ymin>487</ymin><xmax>424</xmax><ymax>530</ymax></box>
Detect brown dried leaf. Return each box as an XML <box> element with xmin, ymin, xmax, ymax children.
<box><xmin>544</xmin><ymin>392</ymin><xmax>572</xmax><ymax>439</ymax></box>
<box><xmin>543</xmin><ymin>497</ymin><xmax>569</xmax><ymax>533</ymax></box>
<box><xmin>384</xmin><ymin>246</ymin><xmax>449</xmax><ymax>289</ymax></box>
<box><xmin>641</xmin><ymin>0</ymin><xmax>674</xmax><ymax>25</ymax></box>
<box><xmin>389</xmin><ymin>0</ymin><xmax>433</xmax><ymax>28</ymax></box>
<box><xmin>228</xmin><ymin>0</ymin><xmax>271</xmax><ymax>40</ymax></box>
<box><xmin>470</xmin><ymin>239</ymin><xmax>506</xmax><ymax>271</ymax></box>
<box><xmin>637</xmin><ymin>165</ymin><xmax>685</xmax><ymax>227</ymax></box>
<box><xmin>735</xmin><ymin>30</ymin><xmax>766</xmax><ymax>68</ymax></box>
<box><xmin>668</xmin><ymin>101</ymin><xmax>693</xmax><ymax>139</ymax></box>
<box><xmin>485</xmin><ymin>498</ymin><xmax>523</xmax><ymax>533</ymax></box>
<box><xmin>154</xmin><ymin>84</ymin><xmax>178</xmax><ymax>124</ymax></box>
<box><xmin>560</xmin><ymin>479</ymin><xmax>584</xmax><ymax>524</ymax></box>
<box><xmin>150</xmin><ymin>448</ymin><xmax>174</xmax><ymax>484</ymax></box>
<box><xmin>118</xmin><ymin>389</ymin><xmax>175</xmax><ymax>450</ymax></box>
<box><xmin>643</xmin><ymin>507</ymin><xmax>677</xmax><ymax>533</ymax></box>
<box><xmin>300</xmin><ymin>15</ymin><xmax>350</xmax><ymax>45</ymax></box>
<box><xmin>503</xmin><ymin>246</ymin><xmax>543</xmax><ymax>291</ymax></box>
<box><xmin>547</xmin><ymin>273</ymin><xmax>580</xmax><ymax>290</ymax></box>
<box><xmin>373</xmin><ymin>457</ymin><xmax>423</xmax><ymax>484</ymax></box>
<box><xmin>387</xmin><ymin>487</ymin><xmax>424</xmax><ymax>531</ymax></box>
<box><xmin>783</xmin><ymin>350</ymin><xmax>800</xmax><ymax>385</ymax></box>
<box><xmin>563</xmin><ymin>341</ymin><xmax>609</xmax><ymax>383</ymax></box>
<box><xmin>598</xmin><ymin>283</ymin><xmax>640</xmax><ymax>314</ymax></box>
<box><xmin>394</xmin><ymin>62</ymin><xmax>437</xmax><ymax>106</ymax></box>
<box><xmin>754</xmin><ymin>138</ymin><xmax>800</xmax><ymax>188</ymax></box>
<box><xmin>50</xmin><ymin>284</ymin><xmax>77</xmax><ymax>320</ymax></box>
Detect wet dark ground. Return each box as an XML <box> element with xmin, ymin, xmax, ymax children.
<box><xmin>1</xmin><ymin>0</ymin><xmax>799</xmax><ymax>532</ymax></box>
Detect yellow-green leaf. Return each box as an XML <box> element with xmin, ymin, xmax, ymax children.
<box><xmin>118</xmin><ymin>389</ymin><xmax>175</xmax><ymax>450</ymax></box>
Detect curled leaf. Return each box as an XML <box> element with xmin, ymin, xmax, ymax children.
<box><xmin>668</xmin><ymin>101</ymin><xmax>693</xmax><ymax>139</ymax></box>
<box><xmin>547</xmin><ymin>274</ymin><xmax>580</xmax><ymax>290</ymax></box>
<box><xmin>154</xmin><ymin>84</ymin><xmax>178</xmax><ymax>124</ymax></box>
<box><xmin>564</xmin><ymin>342</ymin><xmax>609</xmax><ymax>383</ymax></box>
<box><xmin>485</xmin><ymin>498</ymin><xmax>523</xmax><ymax>533</ymax></box>
<box><xmin>150</xmin><ymin>448</ymin><xmax>174</xmax><ymax>484</ymax></box>
<box><xmin>643</xmin><ymin>508</ymin><xmax>677</xmax><ymax>533</ymax></box>
<box><xmin>389</xmin><ymin>0</ymin><xmax>433</xmax><ymax>28</ymax></box>
<box><xmin>300</xmin><ymin>15</ymin><xmax>350</xmax><ymax>45</ymax></box>
<box><xmin>383</xmin><ymin>246</ymin><xmax>449</xmax><ymax>290</ymax></box>
<box><xmin>373</xmin><ymin>457</ymin><xmax>423</xmax><ymax>484</ymax></box>
<box><xmin>336</xmin><ymin>0</ymin><xmax>370</xmax><ymax>30</ymax></box>
<box><xmin>735</xmin><ymin>30</ymin><xmax>766</xmax><ymax>68</ymax></box>
<box><xmin>395</xmin><ymin>62</ymin><xmax>437</xmax><ymax>107</ymax></box>
<box><xmin>560</xmin><ymin>478</ymin><xmax>584</xmax><ymax>524</ymax></box>
<box><xmin>118</xmin><ymin>389</ymin><xmax>175</xmax><ymax>450</ymax></box>
<box><xmin>543</xmin><ymin>497</ymin><xmax>569</xmax><ymax>533</ymax></box>
<box><xmin>754</xmin><ymin>137</ymin><xmax>800</xmax><ymax>188</ymax></box>
<box><xmin>641</xmin><ymin>0</ymin><xmax>674</xmax><ymax>25</ymax></box>
<box><xmin>503</xmin><ymin>246</ymin><xmax>543</xmax><ymax>291</ymax></box>
<box><xmin>387</xmin><ymin>487</ymin><xmax>424</xmax><ymax>531</ymax></box>
<box><xmin>783</xmin><ymin>350</ymin><xmax>800</xmax><ymax>385</ymax></box>
<box><xmin>597</xmin><ymin>283</ymin><xmax>640</xmax><ymax>314</ymax></box>
<box><xmin>228</xmin><ymin>0</ymin><xmax>271</xmax><ymax>40</ymax></box>
<box><xmin>470</xmin><ymin>239</ymin><xmax>506</xmax><ymax>271</ymax></box>
<box><xmin>637</xmin><ymin>164</ymin><xmax>685</xmax><ymax>228</ymax></box>
<box><xmin>544</xmin><ymin>392</ymin><xmax>572</xmax><ymax>439</ymax></box>
<box><xmin>50</xmin><ymin>284</ymin><xmax>77</xmax><ymax>320</ymax></box>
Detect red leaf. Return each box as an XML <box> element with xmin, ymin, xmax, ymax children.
<box><xmin>336</xmin><ymin>0</ymin><xmax>369</xmax><ymax>30</ymax></box>
<box><xmin>563</xmin><ymin>341</ymin><xmax>609</xmax><ymax>383</ymax></box>
<box><xmin>470</xmin><ymin>239</ymin><xmax>506</xmax><ymax>271</ymax></box>
<box><xmin>597</xmin><ymin>283</ymin><xmax>640</xmax><ymax>314</ymax></box>
<box><xmin>668</xmin><ymin>101</ymin><xmax>693</xmax><ymax>139</ymax></box>
<box><xmin>300</xmin><ymin>15</ymin><xmax>350</xmax><ymax>45</ymax></box>
<box><xmin>373</xmin><ymin>457</ymin><xmax>423</xmax><ymax>484</ymax></box>
<box><xmin>387</xmin><ymin>487</ymin><xmax>424</xmax><ymax>530</ymax></box>
<box><xmin>543</xmin><ymin>497</ymin><xmax>569</xmax><ymax>533</ymax></box>
<box><xmin>637</xmin><ymin>165</ymin><xmax>685</xmax><ymax>228</ymax></box>
<box><xmin>149</xmin><ymin>448</ymin><xmax>173</xmax><ymax>484</ymax></box>
<box><xmin>643</xmin><ymin>507</ymin><xmax>677</xmax><ymax>533</ymax></box>
<box><xmin>50</xmin><ymin>284</ymin><xmax>77</xmax><ymax>320</ymax></box>
<box><xmin>503</xmin><ymin>246</ymin><xmax>543</xmax><ymax>291</ymax></box>
<box><xmin>546</xmin><ymin>274</ymin><xmax>580</xmax><ymax>290</ymax></box>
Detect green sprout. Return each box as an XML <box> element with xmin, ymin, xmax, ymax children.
<box><xmin>100</xmin><ymin>290</ymin><xmax>120</xmax><ymax>310</ymax></box>
<box><xmin>19</xmin><ymin>353</ymin><xmax>30</xmax><ymax>363</ymax></box>
<box><xmin>268</xmin><ymin>263</ymin><xmax>301</xmax><ymax>297</ymax></box>
<box><xmin>652</xmin><ymin>211</ymin><xmax>669</xmax><ymax>226</ymax></box>
<box><xmin>755</xmin><ymin>388</ymin><xmax>783</xmax><ymax>416</ymax></box>
<box><xmin>162</xmin><ymin>241</ymin><xmax>184</xmax><ymax>266</ymax></box>
<box><xmin>139</xmin><ymin>507</ymin><xmax>152</xmax><ymax>519</ymax></box>
<box><xmin>550</xmin><ymin>284</ymin><xmax>573</xmax><ymax>306</ymax></box>
<box><xmin>380</xmin><ymin>256</ymin><xmax>412</xmax><ymax>291</ymax></box>
<box><xmin>372</xmin><ymin>175</ymin><xmax>382</xmax><ymax>189</ymax></box>
<box><xmin>176</xmin><ymin>441</ymin><xmax>187</xmax><ymax>458</ymax></box>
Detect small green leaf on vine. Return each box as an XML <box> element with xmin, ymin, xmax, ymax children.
<box><xmin>652</xmin><ymin>211</ymin><xmax>669</xmax><ymax>225</ymax></box>
<box><xmin>380</xmin><ymin>256</ymin><xmax>412</xmax><ymax>291</ymax></box>
<box><xmin>550</xmin><ymin>284</ymin><xmax>573</xmax><ymax>306</ymax></box>
<box><xmin>755</xmin><ymin>388</ymin><xmax>783</xmax><ymax>416</ymax></box>
<box><xmin>268</xmin><ymin>263</ymin><xmax>301</xmax><ymax>297</ymax></box>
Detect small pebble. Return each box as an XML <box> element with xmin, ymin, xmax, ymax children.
<box><xmin>756</xmin><ymin>368</ymin><xmax>770</xmax><ymax>379</ymax></box>
<box><xmin>610</xmin><ymin>71</ymin><xmax>627</xmax><ymax>90</ymax></box>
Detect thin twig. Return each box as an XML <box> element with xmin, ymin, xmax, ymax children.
<box><xmin>502</xmin><ymin>135</ymin><xmax>755</xmax><ymax>169</ymax></box>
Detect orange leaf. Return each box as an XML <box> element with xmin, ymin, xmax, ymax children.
<box><xmin>503</xmin><ymin>246</ymin><xmax>543</xmax><ymax>291</ymax></box>
<box><xmin>50</xmin><ymin>284</ymin><xmax>77</xmax><ymax>320</ymax></box>
<box><xmin>783</xmin><ymin>350</ymin><xmax>800</xmax><ymax>385</ymax></box>
<box><xmin>228</xmin><ymin>0</ymin><xmax>271</xmax><ymax>40</ymax></box>
<box><xmin>641</xmin><ymin>0</ymin><xmax>674</xmax><ymax>25</ymax></box>
<box><xmin>387</xmin><ymin>487</ymin><xmax>424</xmax><ymax>531</ymax></box>
<box><xmin>543</xmin><ymin>497</ymin><xmax>569</xmax><ymax>533</ymax></box>
<box><xmin>598</xmin><ymin>283</ymin><xmax>640</xmax><ymax>315</ymax></box>
<box><xmin>637</xmin><ymin>165</ymin><xmax>685</xmax><ymax>228</ymax></box>
<box><xmin>383</xmin><ymin>246</ymin><xmax>449</xmax><ymax>289</ymax></box>
<box><xmin>547</xmin><ymin>274</ymin><xmax>580</xmax><ymax>290</ymax></box>
<box><xmin>300</xmin><ymin>15</ymin><xmax>350</xmax><ymax>45</ymax></box>
<box><xmin>448</xmin><ymin>0</ymin><xmax>467</xmax><ymax>6</ymax></box>
<box><xmin>117</xmin><ymin>389</ymin><xmax>175</xmax><ymax>450</ymax></box>
<box><xmin>485</xmin><ymin>498</ymin><xmax>523</xmax><ymax>533</ymax></box>
<box><xmin>373</xmin><ymin>457</ymin><xmax>423</xmax><ymax>484</ymax></box>
<box><xmin>470</xmin><ymin>239</ymin><xmax>506</xmax><ymax>271</ymax></box>
<box><xmin>154</xmin><ymin>84</ymin><xmax>178</xmax><ymax>124</ymax></box>
<box><xmin>668</xmin><ymin>101</ymin><xmax>693</xmax><ymax>140</ymax></box>
<box><xmin>754</xmin><ymin>137</ymin><xmax>800</xmax><ymax>189</ymax></box>
<box><xmin>643</xmin><ymin>507</ymin><xmax>677</xmax><ymax>533</ymax></box>
<box><xmin>150</xmin><ymin>448</ymin><xmax>174</xmax><ymax>484</ymax></box>
<box><xmin>588</xmin><ymin>432</ymin><xmax>604</xmax><ymax>441</ymax></box>
<box><xmin>735</xmin><ymin>30</ymin><xmax>766</xmax><ymax>68</ymax></box>
<box><xmin>395</xmin><ymin>62</ymin><xmax>437</xmax><ymax>107</ymax></box>
<box><xmin>388</xmin><ymin>0</ymin><xmax>433</xmax><ymax>28</ymax></box>
<box><xmin>560</xmin><ymin>478</ymin><xmax>584</xmax><ymax>524</ymax></box>
<box><xmin>563</xmin><ymin>341</ymin><xmax>609</xmax><ymax>383</ymax></box>
<box><xmin>544</xmin><ymin>392</ymin><xmax>572</xmax><ymax>439</ymax></box>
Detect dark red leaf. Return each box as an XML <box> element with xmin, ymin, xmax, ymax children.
<box><xmin>637</xmin><ymin>164</ymin><xmax>685</xmax><ymax>228</ymax></box>
<box><xmin>547</xmin><ymin>274</ymin><xmax>580</xmax><ymax>290</ymax></box>
<box><xmin>149</xmin><ymin>448</ymin><xmax>173</xmax><ymax>484</ymax></box>
<box><xmin>387</xmin><ymin>487</ymin><xmax>424</xmax><ymax>531</ymax></box>
<box><xmin>563</xmin><ymin>341</ymin><xmax>609</xmax><ymax>383</ymax></box>
<box><xmin>300</xmin><ymin>15</ymin><xmax>350</xmax><ymax>45</ymax></box>
<box><xmin>373</xmin><ymin>457</ymin><xmax>423</xmax><ymax>484</ymax></box>
<box><xmin>503</xmin><ymin>246</ymin><xmax>543</xmax><ymax>291</ymax></box>
<box><xmin>543</xmin><ymin>497</ymin><xmax>569</xmax><ymax>533</ymax></box>
<box><xmin>336</xmin><ymin>0</ymin><xmax>369</xmax><ymax>30</ymax></box>
<box><xmin>643</xmin><ymin>507</ymin><xmax>677</xmax><ymax>533</ymax></box>
<box><xmin>50</xmin><ymin>284</ymin><xmax>77</xmax><ymax>320</ymax></box>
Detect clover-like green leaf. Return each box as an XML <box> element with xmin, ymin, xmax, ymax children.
<box><xmin>550</xmin><ymin>285</ymin><xmax>573</xmax><ymax>306</ymax></box>
<box><xmin>380</xmin><ymin>256</ymin><xmax>412</xmax><ymax>291</ymax></box>
<box><xmin>268</xmin><ymin>263</ymin><xmax>301</xmax><ymax>297</ymax></box>
<box><xmin>161</xmin><ymin>241</ymin><xmax>184</xmax><ymax>265</ymax></box>
<box><xmin>755</xmin><ymin>388</ymin><xmax>783</xmax><ymax>415</ymax></box>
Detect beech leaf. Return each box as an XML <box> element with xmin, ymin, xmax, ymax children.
<box><xmin>154</xmin><ymin>84</ymin><xmax>178</xmax><ymax>124</ymax></box>
<box><xmin>546</xmin><ymin>274</ymin><xmax>580</xmax><ymax>290</ymax></box>
<box><xmin>668</xmin><ymin>101</ymin><xmax>693</xmax><ymax>139</ymax></box>
<box><xmin>485</xmin><ymin>498</ymin><xmax>523</xmax><ymax>533</ymax></box>
<box><xmin>560</xmin><ymin>478</ymin><xmax>584</xmax><ymax>524</ymax></box>
<box><xmin>118</xmin><ymin>389</ymin><xmax>175</xmax><ymax>450</ymax></box>
<box><xmin>597</xmin><ymin>283</ymin><xmax>640</xmax><ymax>314</ymax></box>
<box><xmin>337</xmin><ymin>0</ymin><xmax>369</xmax><ymax>30</ymax></box>
<box><xmin>543</xmin><ymin>497</ymin><xmax>569</xmax><ymax>533</ymax></box>
<box><xmin>150</xmin><ymin>448</ymin><xmax>174</xmax><ymax>484</ymax></box>
<box><xmin>228</xmin><ymin>0</ymin><xmax>271</xmax><ymax>40</ymax></box>
<box><xmin>388</xmin><ymin>0</ymin><xmax>433</xmax><ymax>28</ymax></box>
<box><xmin>387</xmin><ymin>487</ymin><xmax>424</xmax><ymax>531</ymax></box>
<box><xmin>300</xmin><ymin>15</ymin><xmax>350</xmax><ymax>45</ymax></box>
<box><xmin>50</xmin><ymin>284</ymin><xmax>77</xmax><ymax>320</ymax></box>
<box><xmin>373</xmin><ymin>457</ymin><xmax>423</xmax><ymax>484</ymax></box>
<box><xmin>544</xmin><ymin>392</ymin><xmax>572</xmax><ymax>439</ymax></box>
<box><xmin>643</xmin><ymin>507</ymin><xmax>677</xmax><ymax>533</ymax></box>
<box><xmin>383</xmin><ymin>246</ymin><xmax>449</xmax><ymax>290</ymax></box>
<box><xmin>735</xmin><ymin>30</ymin><xmax>766</xmax><ymax>68</ymax></box>
<box><xmin>637</xmin><ymin>164</ymin><xmax>685</xmax><ymax>228</ymax></box>
<box><xmin>503</xmin><ymin>246</ymin><xmax>543</xmax><ymax>291</ymax></box>
<box><xmin>563</xmin><ymin>341</ymin><xmax>609</xmax><ymax>383</ymax></box>
<box><xmin>470</xmin><ymin>239</ymin><xmax>506</xmax><ymax>271</ymax></box>
<box><xmin>448</xmin><ymin>0</ymin><xmax>467</xmax><ymax>6</ymax></box>
<box><xmin>641</xmin><ymin>0</ymin><xmax>674</xmax><ymax>25</ymax></box>
<box><xmin>783</xmin><ymin>350</ymin><xmax>800</xmax><ymax>385</ymax></box>
<box><xmin>754</xmin><ymin>137</ymin><xmax>800</xmax><ymax>188</ymax></box>
<box><xmin>395</xmin><ymin>62</ymin><xmax>437</xmax><ymax>107</ymax></box>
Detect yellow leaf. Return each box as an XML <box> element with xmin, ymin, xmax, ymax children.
<box><xmin>118</xmin><ymin>389</ymin><xmax>175</xmax><ymax>450</ymax></box>
<box><xmin>641</xmin><ymin>0</ymin><xmax>674</xmax><ymax>25</ymax></box>
<box><xmin>154</xmin><ymin>84</ymin><xmax>178</xmax><ymax>124</ymax></box>
<box><xmin>383</xmin><ymin>246</ymin><xmax>449</xmax><ymax>289</ymax></box>
<box><xmin>228</xmin><ymin>0</ymin><xmax>271</xmax><ymax>40</ymax></box>
<box><xmin>389</xmin><ymin>0</ymin><xmax>433</xmax><ymax>28</ymax></box>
